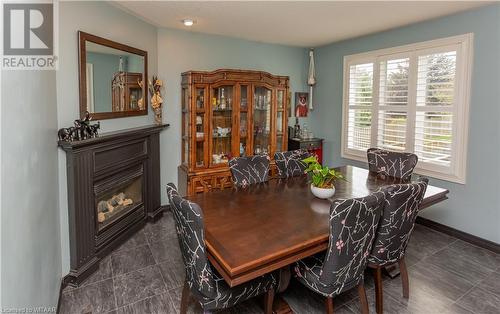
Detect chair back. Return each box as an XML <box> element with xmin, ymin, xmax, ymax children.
<box><xmin>166</xmin><ymin>183</ymin><xmax>217</xmax><ymax>299</ymax></box>
<box><xmin>369</xmin><ymin>178</ymin><xmax>429</xmax><ymax>266</ymax></box>
<box><xmin>367</xmin><ymin>148</ymin><xmax>418</xmax><ymax>180</ymax></box>
<box><xmin>319</xmin><ymin>191</ymin><xmax>386</xmax><ymax>288</ymax></box>
<box><xmin>274</xmin><ymin>149</ymin><xmax>310</xmax><ymax>178</ymax></box>
<box><xmin>228</xmin><ymin>155</ymin><xmax>270</xmax><ymax>187</ymax></box>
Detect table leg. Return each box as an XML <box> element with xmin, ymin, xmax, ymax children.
<box><xmin>271</xmin><ymin>296</ymin><xmax>294</xmax><ymax>314</ymax></box>
<box><xmin>274</xmin><ymin>266</ymin><xmax>294</xmax><ymax>314</ymax></box>
<box><xmin>261</xmin><ymin>266</ymin><xmax>294</xmax><ymax>314</ymax></box>
<box><xmin>278</xmin><ymin>265</ymin><xmax>292</xmax><ymax>293</ymax></box>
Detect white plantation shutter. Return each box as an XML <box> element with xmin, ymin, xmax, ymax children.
<box><xmin>377</xmin><ymin>57</ymin><xmax>410</xmax><ymax>151</ymax></box>
<box><xmin>346</xmin><ymin>63</ymin><xmax>373</xmax><ymax>152</ymax></box>
<box><xmin>414</xmin><ymin>51</ymin><xmax>456</xmax><ymax>167</ymax></box>
<box><xmin>377</xmin><ymin>110</ymin><xmax>408</xmax><ymax>151</ymax></box>
<box><xmin>342</xmin><ymin>34</ymin><xmax>472</xmax><ymax>183</ymax></box>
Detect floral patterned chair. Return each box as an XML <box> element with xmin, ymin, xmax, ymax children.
<box><xmin>228</xmin><ymin>155</ymin><xmax>270</xmax><ymax>187</ymax></box>
<box><xmin>368</xmin><ymin>178</ymin><xmax>429</xmax><ymax>314</ymax></box>
<box><xmin>166</xmin><ymin>183</ymin><xmax>278</xmax><ymax>313</ymax></box>
<box><xmin>367</xmin><ymin>148</ymin><xmax>418</xmax><ymax>180</ymax></box>
<box><xmin>274</xmin><ymin>149</ymin><xmax>310</xmax><ymax>178</ymax></box>
<box><xmin>294</xmin><ymin>191</ymin><xmax>386</xmax><ymax>314</ymax></box>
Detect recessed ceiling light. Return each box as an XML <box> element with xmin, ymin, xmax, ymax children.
<box><xmin>182</xmin><ymin>19</ymin><xmax>195</xmax><ymax>27</ymax></box>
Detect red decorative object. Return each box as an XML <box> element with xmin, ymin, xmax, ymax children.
<box><xmin>288</xmin><ymin>137</ymin><xmax>323</xmax><ymax>164</ymax></box>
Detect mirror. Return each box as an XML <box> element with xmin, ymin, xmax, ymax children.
<box><xmin>78</xmin><ymin>31</ymin><xmax>148</xmax><ymax>120</ymax></box>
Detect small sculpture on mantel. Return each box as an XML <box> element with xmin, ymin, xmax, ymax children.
<box><xmin>58</xmin><ymin>111</ymin><xmax>100</xmax><ymax>142</ymax></box>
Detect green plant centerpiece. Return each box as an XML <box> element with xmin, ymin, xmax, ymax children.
<box><xmin>302</xmin><ymin>156</ymin><xmax>345</xmax><ymax>199</ymax></box>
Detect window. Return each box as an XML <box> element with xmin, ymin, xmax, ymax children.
<box><xmin>342</xmin><ymin>34</ymin><xmax>472</xmax><ymax>183</ymax></box>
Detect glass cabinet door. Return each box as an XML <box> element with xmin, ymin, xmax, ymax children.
<box><xmin>181</xmin><ymin>87</ymin><xmax>190</xmax><ymax>166</ymax></box>
<box><xmin>276</xmin><ymin>89</ymin><xmax>286</xmax><ymax>153</ymax></box>
<box><xmin>239</xmin><ymin>85</ymin><xmax>249</xmax><ymax>157</ymax></box>
<box><xmin>253</xmin><ymin>86</ymin><xmax>272</xmax><ymax>156</ymax></box>
<box><xmin>194</xmin><ymin>87</ymin><xmax>207</xmax><ymax>167</ymax></box>
<box><xmin>211</xmin><ymin>85</ymin><xmax>234</xmax><ymax>166</ymax></box>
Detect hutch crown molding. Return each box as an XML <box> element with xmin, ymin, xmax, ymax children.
<box><xmin>178</xmin><ymin>69</ymin><xmax>290</xmax><ymax>196</ymax></box>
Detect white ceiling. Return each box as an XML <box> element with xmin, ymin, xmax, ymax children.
<box><xmin>114</xmin><ymin>1</ymin><xmax>490</xmax><ymax>47</ymax></box>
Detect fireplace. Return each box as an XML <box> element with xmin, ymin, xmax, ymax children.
<box><xmin>95</xmin><ymin>167</ymin><xmax>143</xmax><ymax>230</ymax></box>
<box><xmin>59</xmin><ymin>124</ymin><xmax>168</xmax><ymax>286</ymax></box>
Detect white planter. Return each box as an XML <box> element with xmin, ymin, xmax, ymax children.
<box><xmin>310</xmin><ymin>184</ymin><xmax>335</xmax><ymax>199</ymax></box>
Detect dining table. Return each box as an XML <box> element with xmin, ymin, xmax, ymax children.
<box><xmin>185</xmin><ymin>165</ymin><xmax>449</xmax><ymax>313</ymax></box>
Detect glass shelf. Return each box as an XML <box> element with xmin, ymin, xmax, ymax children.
<box><xmin>194</xmin><ymin>87</ymin><xmax>207</xmax><ymax>167</ymax></box>
<box><xmin>211</xmin><ymin>86</ymin><xmax>234</xmax><ymax>165</ymax></box>
<box><xmin>253</xmin><ymin>86</ymin><xmax>272</xmax><ymax>155</ymax></box>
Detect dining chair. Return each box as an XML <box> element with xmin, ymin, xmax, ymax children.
<box><xmin>367</xmin><ymin>148</ymin><xmax>418</xmax><ymax>180</ymax></box>
<box><xmin>166</xmin><ymin>183</ymin><xmax>278</xmax><ymax>314</ymax></box>
<box><xmin>293</xmin><ymin>191</ymin><xmax>386</xmax><ymax>314</ymax></box>
<box><xmin>274</xmin><ymin>149</ymin><xmax>310</xmax><ymax>178</ymax></box>
<box><xmin>368</xmin><ymin>177</ymin><xmax>429</xmax><ymax>314</ymax></box>
<box><xmin>228</xmin><ymin>155</ymin><xmax>270</xmax><ymax>187</ymax></box>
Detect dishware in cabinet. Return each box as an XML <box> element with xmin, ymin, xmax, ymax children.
<box><xmin>179</xmin><ymin>69</ymin><xmax>289</xmax><ymax>196</ymax></box>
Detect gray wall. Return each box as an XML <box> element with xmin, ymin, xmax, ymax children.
<box><xmin>1</xmin><ymin>71</ymin><xmax>60</xmax><ymax>308</ymax></box>
<box><xmin>57</xmin><ymin>1</ymin><xmax>158</xmax><ymax>274</ymax></box>
<box><xmin>157</xmin><ymin>28</ymin><xmax>308</xmax><ymax>204</ymax></box>
<box><xmin>312</xmin><ymin>4</ymin><xmax>500</xmax><ymax>243</ymax></box>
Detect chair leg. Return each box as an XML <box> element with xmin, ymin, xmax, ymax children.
<box><xmin>373</xmin><ymin>266</ymin><xmax>383</xmax><ymax>314</ymax></box>
<box><xmin>325</xmin><ymin>296</ymin><xmax>334</xmax><ymax>314</ymax></box>
<box><xmin>264</xmin><ymin>289</ymin><xmax>275</xmax><ymax>314</ymax></box>
<box><xmin>180</xmin><ymin>281</ymin><xmax>190</xmax><ymax>314</ymax></box>
<box><xmin>399</xmin><ymin>257</ymin><xmax>409</xmax><ymax>298</ymax></box>
<box><xmin>358</xmin><ymin>282</ymin><xmax>369</xmax><ymax>314</ymax></box>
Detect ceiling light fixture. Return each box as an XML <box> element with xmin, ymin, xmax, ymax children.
<box><xmin>182</xmin><ymin>19</ymin><xmax>194</xmax><ymax>27</ymax></box>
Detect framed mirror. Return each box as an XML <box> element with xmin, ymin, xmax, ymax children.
<box><xmin>78</xmin><ymin>31</ymin><xmax>148</xmax><ymax>120</ymax></box>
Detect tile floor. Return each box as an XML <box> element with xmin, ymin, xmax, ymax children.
<box><xmin>60</xmin><ymin>211</ymin><xmax>500</xmax><ymax>314</ymax></box>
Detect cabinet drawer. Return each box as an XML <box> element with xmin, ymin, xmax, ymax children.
<box><xmin>300</xmin><ymin>141</ymin><xmax>321</xmax><ymax>150</ymax></box>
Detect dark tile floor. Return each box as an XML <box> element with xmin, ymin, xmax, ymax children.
<box><xmin>60</xmin><ymin>211</ymin><xmax>500</xmax><ymax>314</ymax></box>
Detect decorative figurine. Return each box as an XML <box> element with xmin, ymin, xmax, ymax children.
<box><xmin>58</xmin><ymin>111</ymin><xmax>100</xmax><ymax>142</ymax></box>
<box><xmin>148</xmin><ymin>76</ymin><xmax>164</xmax><ymax>125</ymax></box>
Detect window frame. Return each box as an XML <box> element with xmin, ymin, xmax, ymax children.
<box><xmin>341</xmin><ymin>33</ymin><xmax>473</xmax><ymax>184</ymax></box>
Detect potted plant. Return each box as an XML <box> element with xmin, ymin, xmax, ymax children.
<box><xmin>303</xmin><ymin>156</ymin><xmax>346</xmax><ymax>199</ymax></box>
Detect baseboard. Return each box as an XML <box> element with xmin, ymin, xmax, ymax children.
<box><xmin>416</xmin><ymin>216</ymin><xmax>500</xmax><ymax>254</ymax></box>
<box><xmin>56</xmin><ymin>278</ymin><xmax>63</xmax><ymax>314</ymax></box>
<box><xmin>147</xmin><ymin>205</ymin><xmax>169</xmax><ymax>222</ymax></box>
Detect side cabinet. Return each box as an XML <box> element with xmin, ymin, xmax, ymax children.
<box><xmin>288</xmin><ymin>137</ymin><xmax>324</xmax><ymax>164</ymax></box>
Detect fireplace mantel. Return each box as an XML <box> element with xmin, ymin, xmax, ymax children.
<box><xmin>59</xmin><ymin>123</ymin><xmax>168</xmax><ymax>287</ymax></box>
<box><xmin>58</xmin><ymin>124</ymin><xmax>169</xmax><ymax>149</ymax></box>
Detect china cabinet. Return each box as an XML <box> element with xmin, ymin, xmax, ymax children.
<box><xmin>112</xmin><ymin>72</ymin><xmax>144</xmax><ymax>112</ymax></box>
<box><xmin>178</xmin><ymin>69</ymin><xmax>289</xmax><ymax>195</ymax></box>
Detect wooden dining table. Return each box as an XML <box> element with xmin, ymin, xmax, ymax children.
<box><xmin>186</xmin><ymin>165</ymin><xmax>449</xmax><ymax>312</ymax></box>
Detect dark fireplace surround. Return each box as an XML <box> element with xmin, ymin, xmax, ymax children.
<box><xmin>59</xmin><ymin>124</ymin><xmax>168</xmax><ymax>287</ymax></box>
